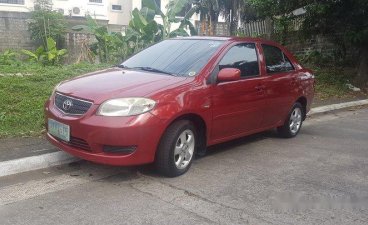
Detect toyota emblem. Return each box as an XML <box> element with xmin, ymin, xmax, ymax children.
<box><xmin>62</xmin><ymin>99</ymin><xmax>73</xmax><ymax>111</ymax></box>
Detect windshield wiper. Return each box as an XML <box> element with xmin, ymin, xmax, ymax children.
<box><xmin>132</xmin><ymin>67</ymin><xmax>175</xmax><ymax>76</ymax></box>
<box><xmin>117</xmin><ymin>64</ymin><xmax>128</xmax><ymax>69</ymax></box>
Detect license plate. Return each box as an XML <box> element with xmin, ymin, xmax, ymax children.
<box><xmin>48</xmin><ymin>119</ymin><xmax>70</xmax><ymax>142</ymax></box>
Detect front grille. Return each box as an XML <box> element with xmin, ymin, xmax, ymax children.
<box><xmin>57</xmin><ymin>136</ymin><xmax>91</xmax><ymax>151</ymax></box>
<box><xmin>54</xmin><ymin>92</ymin><xmax>93</xmax><ymax>115</ymax></box>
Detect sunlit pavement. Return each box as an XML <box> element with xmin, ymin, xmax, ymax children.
<box><xmin>1</xmin><ymin>107</ymin><xmax>367</xmax><ymax>225</ymax></box>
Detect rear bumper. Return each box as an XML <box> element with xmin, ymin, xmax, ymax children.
<box><xmin>45</xmin><ymin>100</ymin><xmax>166</xmax><ymax>166</ymax></box>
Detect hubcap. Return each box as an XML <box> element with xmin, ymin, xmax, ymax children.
<box><xmin>289</xmin><ymin>107</ymin><xmax>302</xmax><ymax>134</ymax></box>
<box><xmin>174</xmin><ymin>129</ymin><xmax>195</xmax><ymax>170</ymax></box>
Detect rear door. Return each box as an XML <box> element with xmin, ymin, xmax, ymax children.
<box><xmin>210</xmin><ymin>43</ymin><xmax>267</xmax><ymax>141</ymax></box>
<box><xmin>260</xmin><ymin>44</ymin><xmax>298</xmax><ymax>127</ymax></box>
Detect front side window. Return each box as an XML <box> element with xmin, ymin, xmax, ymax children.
<box><xmin>219</xmin><ymin>43</ymin><xmax>260</xmax><ymax>77</ymax></box>
<box><xmin>122</xmin><ymin>39</ymin><xmax>224</xmax><ymax>77</ymax></box>
<box><xmin>262</xmin><ymin>44</ymin><xmax>294</xmax><ymax>73</ymax></box>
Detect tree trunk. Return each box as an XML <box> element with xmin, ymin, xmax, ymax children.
<box><xmin>356</xmin><ymin>44</ymin><xmax>368</xmax><ymax>86</ymax></box>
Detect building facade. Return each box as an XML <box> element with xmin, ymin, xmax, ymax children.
<box><xmin>0</xmin><ymin>0</ymin><xmax>199</xmax><ymax>32</ymax></box>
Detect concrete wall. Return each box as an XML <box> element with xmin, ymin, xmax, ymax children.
<box><xmin>0</xmin><ymin>11</ymin><xmax>35</xmax><ymax>51</ymax></box>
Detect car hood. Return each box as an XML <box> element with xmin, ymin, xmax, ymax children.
<box><xmin>56</xmin><ymin>68</ymin><xmax>187</xmax><ymax>104</ymax></box>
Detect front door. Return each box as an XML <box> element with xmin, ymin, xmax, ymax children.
<box><xmin>210</xmin><ymin>43</ymin><xmax>266</xmax><ymax>142</ymax></box>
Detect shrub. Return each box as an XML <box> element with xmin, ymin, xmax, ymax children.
<box><xmin>0</xmin><ymin>50</ymin><xmax>18</xmax><ymax>65</ymax></box>
<box><xmin>28</xmin><ymin>0</ymin><xmax>67</xmax><ymax>49</ymax></box>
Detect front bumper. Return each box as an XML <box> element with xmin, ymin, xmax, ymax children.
<box><xmin>45</xmin><ymin>99</ymin><xmax>166</xmax><ymax>166</ymax></box>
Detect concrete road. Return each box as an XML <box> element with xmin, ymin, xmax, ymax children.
<box><xmin>0</xmin><ymin>107</ymin><xmax>367</xmax><ymax>225</ymax></box>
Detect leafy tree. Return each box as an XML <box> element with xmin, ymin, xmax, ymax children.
<box><xmin>248</xmin><ymin>0</ymin><xmax>368</xmax><ymax>84</ymax></box>
<box><xmin>302</xmin><ymin>0</ymin><xmax>368</xmax><ymax>85</ymax></box>
<box><xmin>220</xmin><ymin>0</ymin><xmax>249</xmax><ymax>35</ymax></box>
<box><xmin>28</xmin><ymin>0</ymin><xmax>67</xmax><ymax>49</ymax></box>
<box><xmin>194</xmin><ymin>0</ymin><xmax>257</xmax><ymax>35</ymax></box>
<box><xmin>193</xmin><ymin>0</ymin><xmax>221</xmax><ymax>35</ymax></box>
<box><xmin>248</xmin><ymin>0</ymin><xmax>310</xmax><ymax>43</ymax></box>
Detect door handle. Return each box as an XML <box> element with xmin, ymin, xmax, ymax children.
<box><xmin>255</xmin><ymin>85</ymin><xmax>265</xmax><ymax>91</ymax></box>
<box><xmin>291</xmin><ymin>77</ymin><xmax>298</xmax><ymax>85</ymax></box>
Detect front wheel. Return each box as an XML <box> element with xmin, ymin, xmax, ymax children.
<box><xmin>277</xmin><ymin>102</ymin><xmax>303</xmax><ymax>138</ymax></box>
<box><xmin>155</xmin><ymin>120</ymin><xmax>197</xmax><ymax>177</ymax></box>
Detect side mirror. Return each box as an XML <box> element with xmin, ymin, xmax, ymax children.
<box><xmin>217</xmin><ymin>68</ymin><xmax>241</xmax><ymax>83</ymax></box>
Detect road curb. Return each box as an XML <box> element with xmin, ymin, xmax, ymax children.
<box><xmin>308</xmin><ymin>99</ymin><xmax>368</xmax><ymax>115</ymax></box>
<box><xmin>0</xmin><ymin>151</ymin><xmax>78</xmax><ymax>178</ymax></box>
<box><xmin>1</xmin><ymin>99</ymin><xmax>367</xmax><ymax>178</ymax></box>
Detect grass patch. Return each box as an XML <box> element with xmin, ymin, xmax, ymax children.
<box><xmin>313</xmin><ymin>66</ymin><xmax>351</xmax><ymax>100</ymax></box>
<box><xmin>0</xmin><ymin>63</ymin><xmax>110</xmax><ymax>137</ymax></box>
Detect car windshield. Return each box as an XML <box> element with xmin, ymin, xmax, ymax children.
<box><xmin>121</xmin><ymin>39</ymin><xmax>225</xmax><ymax>77</ymax></box>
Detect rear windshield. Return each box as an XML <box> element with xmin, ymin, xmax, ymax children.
<box><xmin>121</xmin><ymin>39</ymin><xmax>224</xmax><ymax>77</ymax></box>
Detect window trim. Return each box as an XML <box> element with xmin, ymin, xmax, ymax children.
<box><xmin>261</xmin><ymin>44</ymin><xmax>295</xmax><ymax>75</ymax></box>
<box><xmin>111</xmin><ymin>4</ymin><xmax>122</xmax><ymax>11</ymax></box>
<box><xmin>216</xmin><ymin>42</ymin><xmax>261</xmax><ymax>80</ymax></box>
<box><xmin>0</xmin><ymin>0</ymin><xmax>25</xmax><ymax>5</ymax></box>
<box><xmin>88</xmin><ymin>0</ymin><xmax>104</xmax><ymax>6</ymax></box>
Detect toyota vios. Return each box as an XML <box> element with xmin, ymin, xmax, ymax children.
<box><xmin>45</xmin><ymin>37</ymin><xmax>314</xmax><ymax>177</ymax></box>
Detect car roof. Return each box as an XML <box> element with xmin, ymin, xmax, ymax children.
<box><xmin>173</xmin><ymin>36</ymin><xmax>281</xmax><ymax>46</ymax></box>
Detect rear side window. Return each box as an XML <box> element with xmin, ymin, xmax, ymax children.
<box><xmin>262</xmin><ymin>44</ymin><xmax>294</xmax><ymax>73</ymax></box>
<box><xmin>219</xmin><ymin>43</ymin><xmax>259</xmax><ymax>77</ymax></box>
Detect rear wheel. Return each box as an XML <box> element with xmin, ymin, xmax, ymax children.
<box><xmin>277</xmin><ymin>102</ymin><xmax>303</xmax><ymax>138</ymax></box>
<box><xmin>155</xmin><ymin>120</ymin><xmax>197</xmax><ymax>177</ymax></box>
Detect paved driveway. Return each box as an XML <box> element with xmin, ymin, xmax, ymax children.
<box><xmin>1</xmin><ymin>107</ymin><xmax>367</xmax><ymax>225</ymax></box>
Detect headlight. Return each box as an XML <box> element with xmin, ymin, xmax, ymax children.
<box><xmin>97</xmin><ymin>98</ymin><xmax>156</xmax><ymax>117</ymax></box>
<box><xmin>50</xmin><ymin>82</ymin><xmax>61</xmax><ymax>99</ymax></box>
<box><xmin>52</xmin><ymin>83</ymin><xmax>61</xmax><ymax>94</ymax></box>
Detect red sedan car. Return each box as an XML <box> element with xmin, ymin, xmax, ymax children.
<box><xmin>45</xmin><ymin>37</ymin><xmax>314</xmax><ymax>177</ymax></box>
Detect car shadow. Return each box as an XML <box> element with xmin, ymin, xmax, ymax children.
<box><xmin>137</xmin><ymin>129</ymin><xmax>280</xmax><ymax>178</ymax></box>
<box><xmin>201</xmin><ymin>129</ymin><xmax>279</xmax><ymax>158</ymax></box>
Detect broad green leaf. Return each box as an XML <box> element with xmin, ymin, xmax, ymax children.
<box><xmin>170</xmin><ymin>28</ymin><xmax>189</xmax><ymax>38</ymax></box>
<box><xmin>140</xmin><ymin>7</ymin><xmax>156</xmax><ymax>22</ymax></box>
<box><xmin>21</xmin><ymin>49</ymin><xmax>38</xmax><ymax>60</ymax></box>
<box><xmin>35</xmin><ymin>46</ymin><xmax>45</xmax><ymax>56</ymax></box>
<box><xmin>46</xmin><ymin>37</ymin><xmax>56</xmax><ymax>51</ymax></box>
<box><xmin>143</xmin><ymin>20</ymin><xmax>159</xmax><ymax>40</ymax></box>
<box><xmin>132</xmin><ymin>8</ymin><xmax>148</xmax><ymax>29</ymax></box>
<box><xmin>48</xmin><ymin>52</ymin><xmax>56</xmax><ymax>61</ymax></box>
<box><xmin>167</xmin><ymin>0</ymin><xmax>189</xmax><ymax>20</ymax></box>
<box><xmin>58</xmin><ymin>49</ymin><xmax>68</xmax><ymax>56</ymax></box>
<box><xmin>180</xmin><ymin>19</ymin><xmax>198</xmax><ymax>36</ymax></box>
<box><xmin>168</xmin><ymin>17</ymin><xmax>181</xmax><ymax>23</ymax></box>
<box><xmin>182</xmin><ymin>6</ymin><xmax>198</xmax><ymax>21</ymax></box>
<box><xmin>142</xmin><ymin>0</ymin><xmax>165</xmax><ymax>17</ymax></box>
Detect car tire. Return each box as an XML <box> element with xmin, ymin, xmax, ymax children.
<box><xmin>277</xmin><ymin>102</ymin><xmax>304</xmax><ymax>138</ymax></box>
<box><xmin>155</xmin><ymin>120</ymin><xmax>197</xmax><ymax>177</ymax></box>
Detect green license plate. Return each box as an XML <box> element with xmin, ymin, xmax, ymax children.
<box><xmin>48</xmin><ymin>119</ymin><xmax>70</xmax><ymax>142</ymax></box>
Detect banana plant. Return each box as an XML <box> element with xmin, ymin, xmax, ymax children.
<box><xmin>21</xmin><ymin>37</ymin><xmax>67</xmax><ymax>65</ymax></box>
<box><xmin>128</xmin><ymin>8</ymin><xmax>160</xmax><ymax>46</ymax></box>
<box><xmin>142</xmin><ymin>0</ymin><xmax>198</xmax><ymax>39</ymax></box>
<box><xmin>72</xmin><ymin>16</ymin><xmax>120</xmax><ymax>63</ymax></box>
